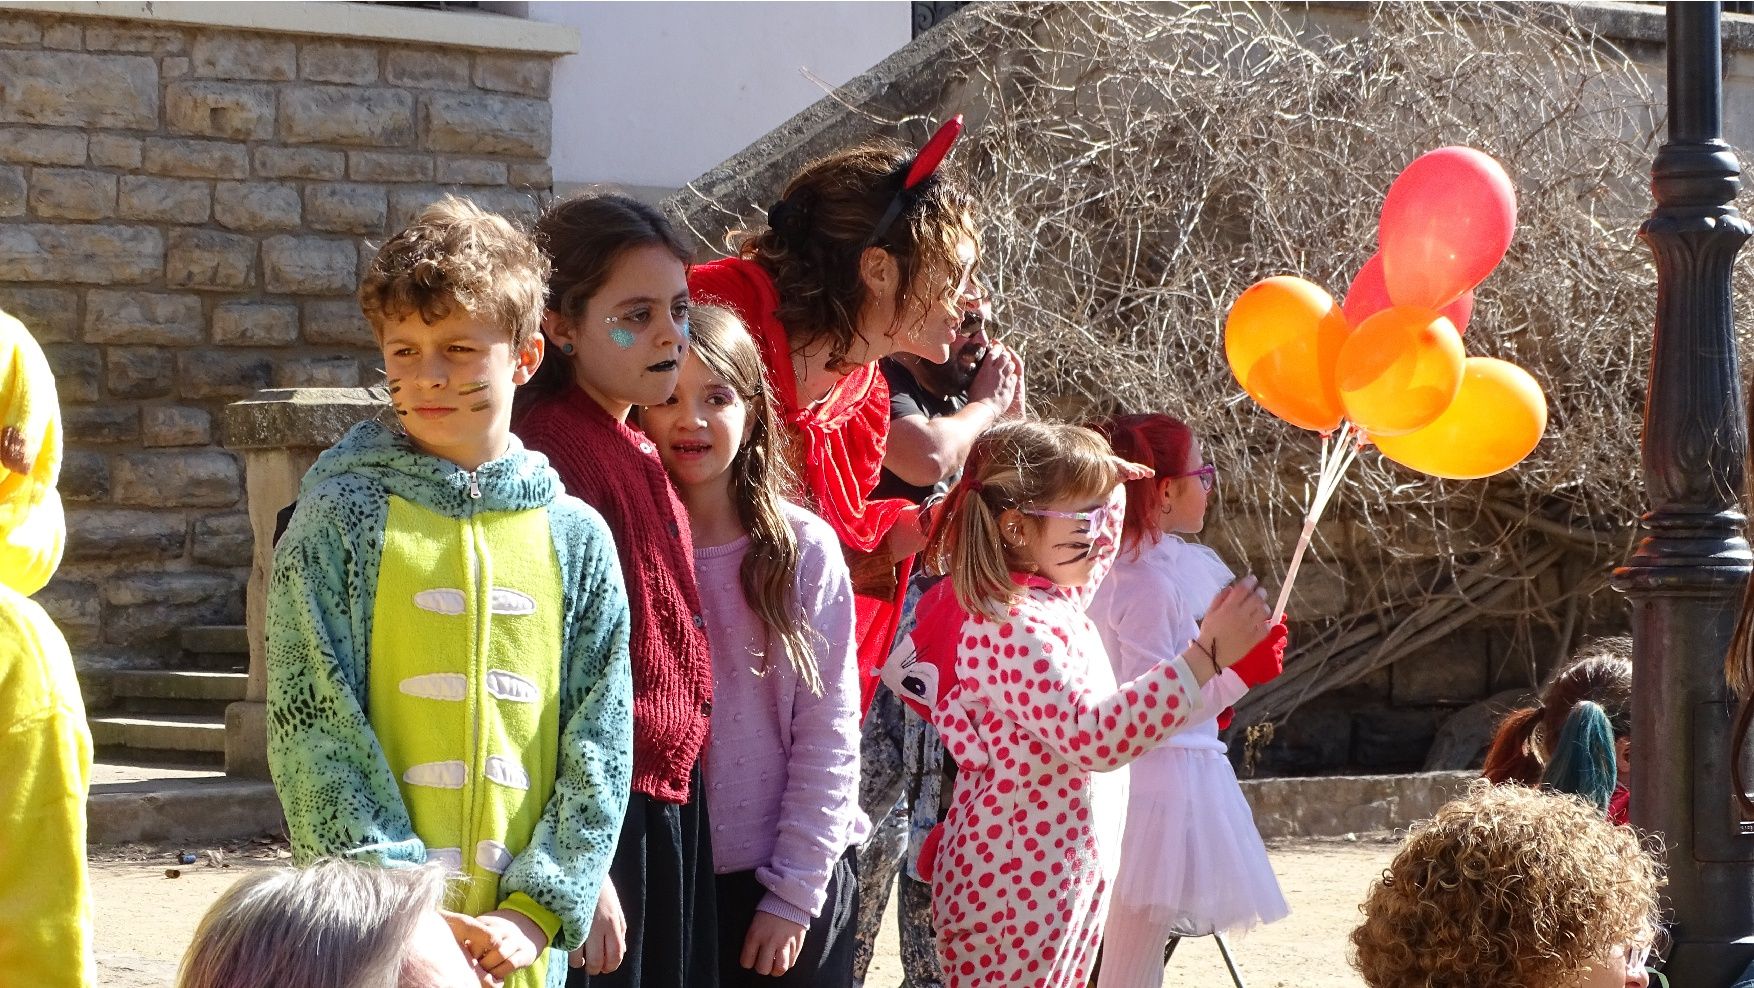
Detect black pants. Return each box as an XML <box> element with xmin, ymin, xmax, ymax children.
<box><xmin>569</xmin><ymin>766</ymin><xmax>718</xmax><ymax>988</ymax></box>
<box><xmin>715</xmin><ymin>847</ymin><xmax>859</xmax><ymax>988</ymax></box>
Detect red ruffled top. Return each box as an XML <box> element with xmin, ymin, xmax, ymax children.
<box><xmin>690</xmin><ymin>257</ymin><xmax>914</xmax><ymax>709</ymax></box>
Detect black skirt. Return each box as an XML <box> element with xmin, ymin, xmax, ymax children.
<box><xmin>569</xmin><ymin>765</ymin><xmax>718</xmax><ymax>988</ymax></box>
<box><xmin>714</xmin><ymin>847</ymin><xmax>859</xmax><ymax>988</ymax></box>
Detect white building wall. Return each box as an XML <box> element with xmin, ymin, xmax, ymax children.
<box><xmin>524</xmin><ymin>1</ymin><xmax>912</xmax><ymax>198</ymax></box>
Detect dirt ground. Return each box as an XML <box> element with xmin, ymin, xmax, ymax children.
<box><xmin>94</xmin><ymin>836</ymin><xmax>1394</xmax><ymax>988</ymax></box>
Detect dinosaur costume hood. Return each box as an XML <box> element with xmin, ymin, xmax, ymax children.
<box><xmin>300</xmin><ymin>418</ymin><xmax>561</xmax><ymax>517</ymax></box>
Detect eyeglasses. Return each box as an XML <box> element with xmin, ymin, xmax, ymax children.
<box><xmin>1168</xmin><ymin>463</ymin><xmax>1217</xmax><ymax>493</ymax></box>
<box><xmin>1020</xmin><ymin>503</ymin><xmax>1113</xmax><ymax>531</ymax></box>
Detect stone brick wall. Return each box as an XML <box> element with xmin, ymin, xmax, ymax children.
<box><xmin>0</xmin><ymin>9</ymin><xmax>557</xmax><ymax>668</ymax></box>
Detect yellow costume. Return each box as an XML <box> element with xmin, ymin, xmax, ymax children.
<box><xmin>0</xmin><ymin>308</ymin><xmax>94</xmax><ymax>988</ymax></box>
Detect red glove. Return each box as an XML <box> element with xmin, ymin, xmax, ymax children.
<box><xmin>1228</xmin><ymin>619</ymin><xmax>1289</xmax><ymax>689</ymax></box>
<box><xmin>1217</xmin><ymin>707</ymin><xmax>1235</xmax><ymax>732</ymax></box>
<box><xmin>916</xmin><ymin>823</ymin><xmax>945</xmax><ymax>883</ymax></box>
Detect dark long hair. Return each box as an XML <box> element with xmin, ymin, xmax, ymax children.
<box><xmin>514</xmin><ymin>193</ymin><xmax>693</xmax><ymax>418</ymax></box>
<box><xmin>729</xmin><ymin>139</ymin><xmax>976</xmax><ymax>374</ymax></box>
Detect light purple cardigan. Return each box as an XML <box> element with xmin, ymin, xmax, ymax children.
<box><xmin>694</xmin><ymin>500</ymin><xmax>870</xmax><ymax>924</ymax></box>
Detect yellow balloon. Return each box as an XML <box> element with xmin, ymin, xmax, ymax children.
<box><xmin>1224</xmin><ymin>276</ymin><xmax>1351</xmax><ymax>432</ymax></box>
<box><xmin>1373</xmin><ymin>357</ymin><xmax>1547</xmax><ymax>479</ymax></box>
<box><xmin>1335</xmin><ymin>306</ymin><xmax>1465</xmax><ymax>437</ymax></box>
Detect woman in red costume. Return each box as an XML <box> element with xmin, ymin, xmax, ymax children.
<box><xmin>690</xmin><ymin>120</ymin><xmax>983</xmax><ymax>708</ymax></box>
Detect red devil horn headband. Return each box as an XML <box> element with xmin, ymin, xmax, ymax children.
<box><xmin>862</xmin><ymin>114</ymin><xmax>964</xmax><ymax>250</ymax></box>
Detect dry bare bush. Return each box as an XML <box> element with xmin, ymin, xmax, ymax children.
<box><xmin>676</xmin><ymin>1</ymin><xmax>1693</xmax><ymax>745</ymax></box>
<box><xmin>939</xmin><ymin>1</ymin><xmax>1672</xmax><ymax>733</ymax></box>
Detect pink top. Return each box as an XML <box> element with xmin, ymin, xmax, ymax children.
<box><xmin>695</xmin><ymin>501</ymin><xmax>870</xmax><ymax>924</ymax></box>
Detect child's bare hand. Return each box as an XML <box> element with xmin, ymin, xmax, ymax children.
<box><xmin>740</xmin><ymin>911</ymin><xmax>809</xmax><ymax>976</ymax></box>
<box><xmin>571</xmin><ymin>879</ymin><xmax>626</xmax><ymax>975</ymax></box>
<box><xmin>439</xmin><ymin>911</ymin><xmax>505</xmax><ymax>987</ymax></box>
<box><xmin>1197</xmin><ymin>574</ymin><xmax>1272</xmax><ymax>668</ymax></box>
<box><xmin>459</xmin><ymin>909</ymin><xmax>544</xmax><ymax>980</ymax></box>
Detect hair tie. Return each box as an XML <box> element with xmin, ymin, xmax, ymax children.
<box><xmin>965</xmin><ymin>479</ymin><xmax>984</xmax><ymax>494</ymax></box>
<box><xmin>766</xmin><ymin>196</ymin><xmax>812</xmax><ymax>249</ymax></box>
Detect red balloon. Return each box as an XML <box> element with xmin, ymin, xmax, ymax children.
<box><xmin>1343</xmin><ymin>253</ymin><xmax>1474</xmax><ymax>333</ymax></box>
<box><xmin>1379</xmin><ymin>147</ymin><xmax>1516</xmax><ymax>310</ymax></box>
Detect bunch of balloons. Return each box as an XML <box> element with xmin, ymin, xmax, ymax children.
<box><xmin>1224</xmin><ymin>146</ymin><xmax>1546</xmax><ymax>480</ymax></box>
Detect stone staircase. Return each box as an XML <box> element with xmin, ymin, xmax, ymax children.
<box><xmin>82</xmin><ymin>625</ymin><xmax>284</xmax><ymax>844</ymax></box>
<box><xmin>85</xmin><ymin>626</ymin><xmax>247</xmax><ymax>766</ymax></box>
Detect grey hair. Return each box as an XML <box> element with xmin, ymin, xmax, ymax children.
<box><xmin>177</xmin><ymin>859</ymin><xmax>448</xmax><ymax>988</ymax></box>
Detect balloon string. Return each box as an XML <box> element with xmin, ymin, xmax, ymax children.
<box><xmin>1272</xmin><ymin>423</ymin><xmax>1361</xmax><ymax>622</ymax></box>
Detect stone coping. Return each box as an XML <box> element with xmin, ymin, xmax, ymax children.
<box><xmin>224</xmin><ymin>386</ymin><xmax>388</xmax><ymax>451</ymax></box>
<box><xmin>0</xmin><ymin>1</ymin><xmax>580</xmax><ymax>55</ymax></box>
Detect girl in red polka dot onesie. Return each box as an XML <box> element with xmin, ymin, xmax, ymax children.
<box><xmin>880</xmin><ymin>420</ymin><xmax>1273</xmax><ymax>988</ymax></box>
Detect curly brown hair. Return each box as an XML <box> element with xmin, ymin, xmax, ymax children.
<box><xmin>1352</xmin><ymin>782</ymin><xmax>1663</xmax><ymax>988</ymax></box>
<box><xmin>729</xmin><ymin>138</ymin><xmax>977</xmax><ymax>373</ymax></box>
<box><xmin>359</xmin><ymin>195</ymin><xmax>548</xmax><ymax>348</ymax></box>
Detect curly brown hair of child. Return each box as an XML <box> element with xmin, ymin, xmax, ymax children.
<box><xmin>1351</xmin><ymin>782</ymin><xmax>1663</xmax><ymax>988</ymax></box>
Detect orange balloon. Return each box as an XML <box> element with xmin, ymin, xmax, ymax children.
<box><xmin>1335</xmin><ymin>306</ymin><xmax>1465</xmax><ymax>436</ymax></box>
<box><xmin>1224</xmin><ymin>276</ymin><xmax>1352</xmax><ymax>432</ymax></box>
<box><xmin>1373</xmin><ymin>357</ymin><xmax>1547</xmax><ymax>479</ymax></box>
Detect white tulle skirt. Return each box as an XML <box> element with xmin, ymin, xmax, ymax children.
<box><xmin>1109</xmin><ymin>745</ymin><xmax>1289</xmax><ymax>936</ymax></box>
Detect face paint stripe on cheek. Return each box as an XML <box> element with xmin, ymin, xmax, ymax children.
<box><xmin>459</xmin><ymin>381</ymin><xmax>488</xmax><ymax>396</ymax></box>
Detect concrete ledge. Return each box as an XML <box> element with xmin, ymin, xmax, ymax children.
<box><xmin>89</xmin><ymin>776</ymin><xmax>282</xmax><ymax>844</ymax></box>
<box><xmin>0</xmin><ymin>1</ymin><xmax>581</xmax><ymax>55</ymax></box>
<box><xmin>225</xmin><ymin>387</ymin><xmax>388</xmax><ymax>451</ymax></box>
<box><xmin>1240</xmin><ymin>770</ymin><xmax>1477</xmax><ymax>839</ymax></box>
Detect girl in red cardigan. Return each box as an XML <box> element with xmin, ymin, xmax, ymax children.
<box><xmin>689</xmin><ymin>133</ymin><xmax>986</xmax><ymax>711</ymax></box>
<box><xmin>513</xmin><ymin>194</ymin><xmax>717</xmax><ymax>988</ymax></box>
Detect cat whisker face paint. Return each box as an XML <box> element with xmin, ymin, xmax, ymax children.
<box><xmin>459</xmin><ymin>380</ymin><xmax>492</xmax><ymax>412</ymax></box>
<box><xmin>388</xmin><ymin>378</ymin><xmax>409</xmax><ymax>416</ymax></box>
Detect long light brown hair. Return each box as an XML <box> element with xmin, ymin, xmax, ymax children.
<box><xmin>686</xmin><ymin>305</ymin><xmax>822</xmax><ymax>694</ymax></box>
<box><xmin>927</xmin><ymin>420</ymin><xmax>1121</xmax><ymax>622</ymax></box>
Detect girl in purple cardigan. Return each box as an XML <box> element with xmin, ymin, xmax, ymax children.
<box><xmin>640</xmin><ymin>304</ymin><xmax>868</xmax><ymax>986</ymax></box>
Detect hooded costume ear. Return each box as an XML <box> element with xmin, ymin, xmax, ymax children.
<box><xmin>0</xmin><ymin>309</ymin><xmax>65</xmax><ymax>595</ymax></box>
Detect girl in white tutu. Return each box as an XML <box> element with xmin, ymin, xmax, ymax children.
<box><xmin>1087</xmin><ymin>413</ymin><xmax>1290</xmax><ymax>988</ymax></box>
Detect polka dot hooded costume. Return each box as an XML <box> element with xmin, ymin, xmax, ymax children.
<box><xmin>882</xmin><ymin>482</ymin><xmax>1206</xmax><ymax>987</ymax></box>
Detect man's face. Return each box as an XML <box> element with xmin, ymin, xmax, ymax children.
<box><xmin>940</xmin><ymin>306</ymin><xmax>992</xmax><ymax>394</ymax></box>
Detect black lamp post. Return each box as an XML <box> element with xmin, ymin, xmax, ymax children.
<box><xmin>1613</xmin><ymin>3</ymin><xmax>1754</xmax><ymax>983</ymax></box>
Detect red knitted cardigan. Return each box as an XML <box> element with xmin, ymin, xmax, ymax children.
<box><xmin>690</xmin><ymin>256</ymin><xmax>913</xmax><ymax>710</ymax></box>
<box><xmin>514</xmin><ymin>387</ymin><xmax>713</xmax><ymax>804</ymax></box>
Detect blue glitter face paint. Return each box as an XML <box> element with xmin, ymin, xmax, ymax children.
<box><xmin>678</xmin><ymin>318</ymin><xmax>691</xmax><ymax>341</ymax></box>
<box><xmin>609</xmin><ymin>327</ymin><xmax>637</xmax><ymax>350</ymax></box>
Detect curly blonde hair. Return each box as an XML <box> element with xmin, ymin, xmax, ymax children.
<box><xmin>359</xmin><ymin>194</ymin><xmax>549</xmax><ymax>348</ymax></box>
<box><xmin>1352</xmin><ymin>782</ymin><xmax>1663</xmax><ymax>988</ymax></box>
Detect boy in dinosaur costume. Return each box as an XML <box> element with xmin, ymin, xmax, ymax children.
<box><xmin>0</xmin><ymin>309</ymin><xmax>93</xmax><ymax>988</ymax></box>
<box><xmin>267</xmin><ymin>196</ymin><xmax>633</xmax><ymax>988</ymax></box>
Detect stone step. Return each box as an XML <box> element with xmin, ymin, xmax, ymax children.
<box><xmin>107</xmin><ymin>669</ymin><xmax>247</xmax><ymax>703</ymax></box>
<box><xmin>89</xmin><ymin>758</ymin><xmax>283</xmax><ymax>845</ymax></box>
<box><xmin>89</xmin><ymin>713</ymin><xmax>227</xmax><ymax>756</ymax></box>
<box><xmin>179</xmin><ymin>624</ymin><xmax>249</xmax><ymax>656</ymax></box>
<box><xmin>82</xmin><ymin>670</ymin><xmax>247</xmax><ymax>717</ymax></box>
